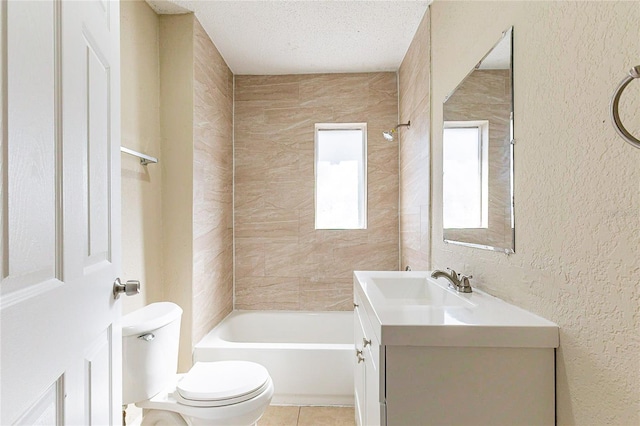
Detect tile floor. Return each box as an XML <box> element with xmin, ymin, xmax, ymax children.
<box><xmin>258</xmin><ymin>406</ymin><xmax>355</xmax><ymax>426</ymax></box>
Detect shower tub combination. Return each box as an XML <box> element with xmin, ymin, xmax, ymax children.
<box><xmin>194</xmin><ymin>310</ymin><xmax>354</xmax><ymax>406</ymax></box>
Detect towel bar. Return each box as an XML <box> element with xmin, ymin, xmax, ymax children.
<box><xmin>610</xmin><ymin>65</ymin><xmax>640</xmax><ymax>149</ymax></box>
<box><xmin>121</xmin><ymin>146</ymin><xmax>158</xmax><ymax>165</ymax></box>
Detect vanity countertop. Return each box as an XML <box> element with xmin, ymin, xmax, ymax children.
<box><xmin>354</xmin><ymin>270</ymin><xmax>559</xmax><ymax>348</ymax></box>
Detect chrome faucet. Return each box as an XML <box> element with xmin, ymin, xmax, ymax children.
<box><xmin>430</xmin><ymin>268</ymin><xmax>473</xmax><ymax>293</ymax></box>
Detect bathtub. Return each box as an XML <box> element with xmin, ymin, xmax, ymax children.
<box><xmin>193</xmin><ymin>310</ymin><xmax>354</xmax><ymax>406</ymax></box>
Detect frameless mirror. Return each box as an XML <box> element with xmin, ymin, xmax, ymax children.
<box><xmin>442</xmin><ymin>27</ymin><xmax>514</xmax><ymax>253</ymax></box>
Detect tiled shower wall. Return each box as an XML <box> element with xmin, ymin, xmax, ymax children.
<box><xmin>234</xmin><ymin>73</ymin><xmax>399</xmax><ymax>311</ymax></box>
<box><xmin>191</xmin><ymin>19</ymin><xmax>234</xmax><ymax>345</ymax></box>
<box><xmin>398</xmin><ymin>10</ymin><xmax>431</xmax><ymax>271</ymax></box>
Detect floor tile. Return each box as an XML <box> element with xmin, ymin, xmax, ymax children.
<box><xmin>258</xmin><ymin>405</ymin><xmax>300</xmax><ymax>426</ymax></box>
<box><xmin>297</xmin><ymin>406</ymin><xmax>356</xmax><ymax>426</ymax></box>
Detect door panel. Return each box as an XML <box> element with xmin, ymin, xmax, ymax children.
<box><xmin>1</xmin><ymin>0</ymin><xmax>121</xmax><ymax>424</ymax></box>
<box><xmin>1</xmin><ymin>0</ymin><xmax>60</xmax><ymax>303</ymax></box>
<box><xmin>86</xmin><ymin>31</ymin><xmax>111</xmax><ymax>267</ymax></box>
<box><xmin>86</xmin><ymin>329</ymin><xmax>113</xmax><ymax>425</ymax></box>
<box><xmin>13</xmin><ymin>380</ymin><xmax>64</xmax><ymax>426</ymax></box>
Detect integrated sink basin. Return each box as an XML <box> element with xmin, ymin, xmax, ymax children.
<box><xmin>368</xmin><ymin>277</ymin><xmax>475</xmax><ymax>307</ymax></box>
<box><xmin>352</xmin><ymin>269</ymin><xmax>559</xmax><ymax>426</ymax></box>
<box><xmin>353</xmin><ymin>270</ymin><xmax>559</xmax><ymax>348</ymax></box>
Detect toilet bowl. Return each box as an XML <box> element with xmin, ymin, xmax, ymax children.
<box><xmin>122</xmin><ymin>303</ymin><xmax>273</xmax><ymax>426</ymax></box>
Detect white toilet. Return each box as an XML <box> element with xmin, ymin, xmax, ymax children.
<box><xmin>122</xmin><ymin>302</ymin><xmax>274</xmax><ymax>426</ymax></box>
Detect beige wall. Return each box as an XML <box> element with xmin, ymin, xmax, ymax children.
<box><xmin>159</xmin><ymin>14</ymin><xmax>234</xmax><ymax>371</ymax></box>
<box><xmin>191</xmin><ymin>18</ymin><xmax>234</xmax><ymax>345</ymax></box>
<box><xmin>399</xmin><ymin>10</ymin><xmax>431</xmax><ymax>272</ymax></box>
<box><xmin>121</xmin><ymin>0</ymin><xmax>163</xmax><ymax>313</ymax></box>
<box><xmin>159</xmin><ymin>13</ymin><xmax>195</xmax><ymax>372</ymax></box>
<box><xmin>234</xmin><ymin>73</ymin><xmax>399</xmax><ymax>311</ymax></box>
<box><xmin>430</xmin><ymin>1</ymin><xmax>640</xmax><ymax>424</ymax></box>
<box><xmin>122</xmin><ymin>7</ymin><xmax>234</xmax><ymax>372</ymax></box>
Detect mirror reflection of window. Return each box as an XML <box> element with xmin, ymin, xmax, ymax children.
<box><xmin>443</xmin><ymin>121</ymin><xmax>489</xmax><ymax>229</ymax></box>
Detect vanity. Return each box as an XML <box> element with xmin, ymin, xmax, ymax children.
<box><xmin>353</xmin><ymin>271</ymin><xmax>559</xmax><ymax>426</ymax></box>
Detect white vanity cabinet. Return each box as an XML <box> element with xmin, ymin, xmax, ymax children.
<box><xmin>353</xmin><ymin>271</ymin><xmax>559</xmax><ymax>426</ymax></box>
<box><xmin>354</xmin><ymin>294</ymin><xmax>382</xmax><ymax>426</ymax></box>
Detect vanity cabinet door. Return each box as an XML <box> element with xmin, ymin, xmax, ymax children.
<box><xmin>354</xmin><ymin>295</ymin><xmax>383</xmax><ymax>426</ymax></box>
<box><xmin>364</xmin><ymin>344</ymin><xmax>381</xmax><ymax>426</ymax></box>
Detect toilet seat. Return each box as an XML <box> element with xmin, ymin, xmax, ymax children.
<box><xmin>136</xmin><ymin>361</ymin><xmax>273</xmax><ymax>426</ymax></box>
<box><xmin>175</xmin><ymin>361</ymin><xmax>270</xmax><ymax>408</ymax></box>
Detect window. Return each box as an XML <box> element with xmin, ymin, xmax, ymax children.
<box><xmin>442</xmin><ymin>121</ymin><xmax>489</xmax><ymax>229</ymax></box>
<box><xmin>315</xmin><ymin>123</ymin><xmax>367</xmax><ymax>229</ymax></box>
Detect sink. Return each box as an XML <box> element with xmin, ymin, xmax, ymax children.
<box><xmin>352</xmin><ymin>270</ymin><xmax>559</xmax><ymax>426</ymax></box>
<box><xmin>353</xmin><ymin>270</ymin><xmax>560</xmax><ymax>348</ymax></box>
<box><xmin>369</xmin><ymin>277</ymin><xmax>475</xmax><ymax>307</ymax></box>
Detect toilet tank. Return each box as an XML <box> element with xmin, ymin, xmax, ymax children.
<box><xmin>122</xmin><ymin>302</ymin><xmax>183</xmax><ymax>405</ymax></box>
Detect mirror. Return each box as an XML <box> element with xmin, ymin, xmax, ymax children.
<box><xmin>442</xmin><ymin>27</ymin><xmax>514</xmax><ymax>253</ymax></box>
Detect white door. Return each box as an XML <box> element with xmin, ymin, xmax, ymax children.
<box><xmin>1</xmin><ymin>0</ymin><xmax>122</xmax><ymax>424</ymax></box>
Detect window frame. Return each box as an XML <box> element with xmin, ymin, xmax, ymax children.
<box><xmin>314</xmin><ymin>122</ymin><xmax>368</xmax><ymax>230</ymax></box>
<box><xmin>442</xmin><ymin>120</ymin><xmax>489</xmax><ymax>229</ymax></box>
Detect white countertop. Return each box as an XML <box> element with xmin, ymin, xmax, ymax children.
<box><xmin>354</xmin><ymin>270</ymin><xmax>559</xmax><ymax>348</ymax></box>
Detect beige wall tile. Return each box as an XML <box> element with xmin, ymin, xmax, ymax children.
<box><xmin>235</xmin><ymin>73</ymin><xmax>399</xmax><ymax>310</ymax></box>
<box><xmin>235</xmin><ymin>78</ymin><xmax>301</xmax><ymax>103</ymax></box>
<box><xmin>191</xmin><ymin>17</ymin><xmax>234</xmax><ymax>346</ymax></box>
<box><xmin>398</xmin><ymin>10</ymin><xmax>431</xmax><ymax>271</ymax></box>
<box><xmin>300</xmin><ymin>277</ymin><xmax>354</xmax><ymax>311</ymax></box>
<box><xmin>235</xmin><ymin>276</ymin><xmax>301</xmax><ymax>310</ymax></box>
<box><xmin>234</xmin><ymin>240</ymin><xmax>265</xmax><ymax>278</ymax></box>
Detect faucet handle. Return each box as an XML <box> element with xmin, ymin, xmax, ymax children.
<box><xmin>458</xmin><ymin>275</ymin><xmax>473</xmax><ymax>293</ymax></box>
<box><xmin>446</xmin><ymin>267</ymin><xmax>459</xmax><ymax>278</ymax></box>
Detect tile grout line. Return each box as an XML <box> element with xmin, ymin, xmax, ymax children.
<box><xmin>296</xmin><ymin>406</ymin><xmax>302</xmax><ymax>426</ymax></box>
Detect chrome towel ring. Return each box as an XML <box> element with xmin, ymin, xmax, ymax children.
<box><xmin>610</xmin><ymin>65</ymin><xmax>640</xmax><ymax>149</ymax></box>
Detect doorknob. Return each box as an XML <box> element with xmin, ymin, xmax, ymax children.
<box><xmin>113</xmin><ymin>278</ymin><xmax>140</xmax><ymax>299</ymax></box>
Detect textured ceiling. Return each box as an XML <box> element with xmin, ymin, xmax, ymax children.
<box><xmin>146</xmin><ymin>0</ymin><xmax>431</xmax><ymax>75</ymax></box>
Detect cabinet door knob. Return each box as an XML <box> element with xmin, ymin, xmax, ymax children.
<box><xmin>363</xmin><ymin>338</ymin><xmax>371</xmax><ymax>347</ymax></box>
<box><xmin>357</xmin><ymin>354</ymin><xmax>365</xmax><ymax>363</ymax></box>
<box><xmin>353</xmin><ymin>302</ymin><xmax>359</xmax><ymax>309</ymax></box>
<box><xmin>356</xmin><ymin>349</ymin><xmax>363</xmax><ymax>357</ymax></box>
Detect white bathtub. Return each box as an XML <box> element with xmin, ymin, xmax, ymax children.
<box><xmin>193</xmin><ymin>310</ymin><xmax>354</xmax><ymax>406</ymax></box>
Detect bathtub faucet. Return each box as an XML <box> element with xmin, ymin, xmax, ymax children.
<box><xmin>430</xmin><ymin>268</ymin><xmax>473</xmax><ymax>293</ymax></box>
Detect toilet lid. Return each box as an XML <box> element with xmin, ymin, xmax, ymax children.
<box><xmin>176</xmin><ymin>361</ymin><xmax>270</xmax><ymax>403</ymax></box>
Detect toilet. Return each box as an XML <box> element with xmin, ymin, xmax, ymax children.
<box><xmin>122</xmin><ymin>302</ymin><xmax>274</xmax><ymax>426</ymax></box>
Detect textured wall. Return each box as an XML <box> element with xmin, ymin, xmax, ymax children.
<box><xmin>234</xmin><ymin>73</ymin><xmax>399</xmax><ymax>311</ymax></box>
<box><xmin>443</xmin><ymin>69</ymin><xmax>512</xmax><ymax>249</ymax></box>
<box><xmin>159</xmin><ymin>13</ymin><xmax>194</xmax><ymax>372</ymax></box>
<box><xmin>399</xmin><ymin>10</ymin><xmax>431</xmax><ymax>272</ymax></box>
<box><xmin>120</xmin><ymin>0</ymin><xmax>164</xmax><ymax>314</ymax></box>
<box><xmin>430</xmin><ymin>1</ymin><xmax>640</xmax><ymax>424</ymax></box>
<box><xmin>191</xmin><ymin>19</ymin><xmax>234</xmax><ymax>345</ymax></box>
